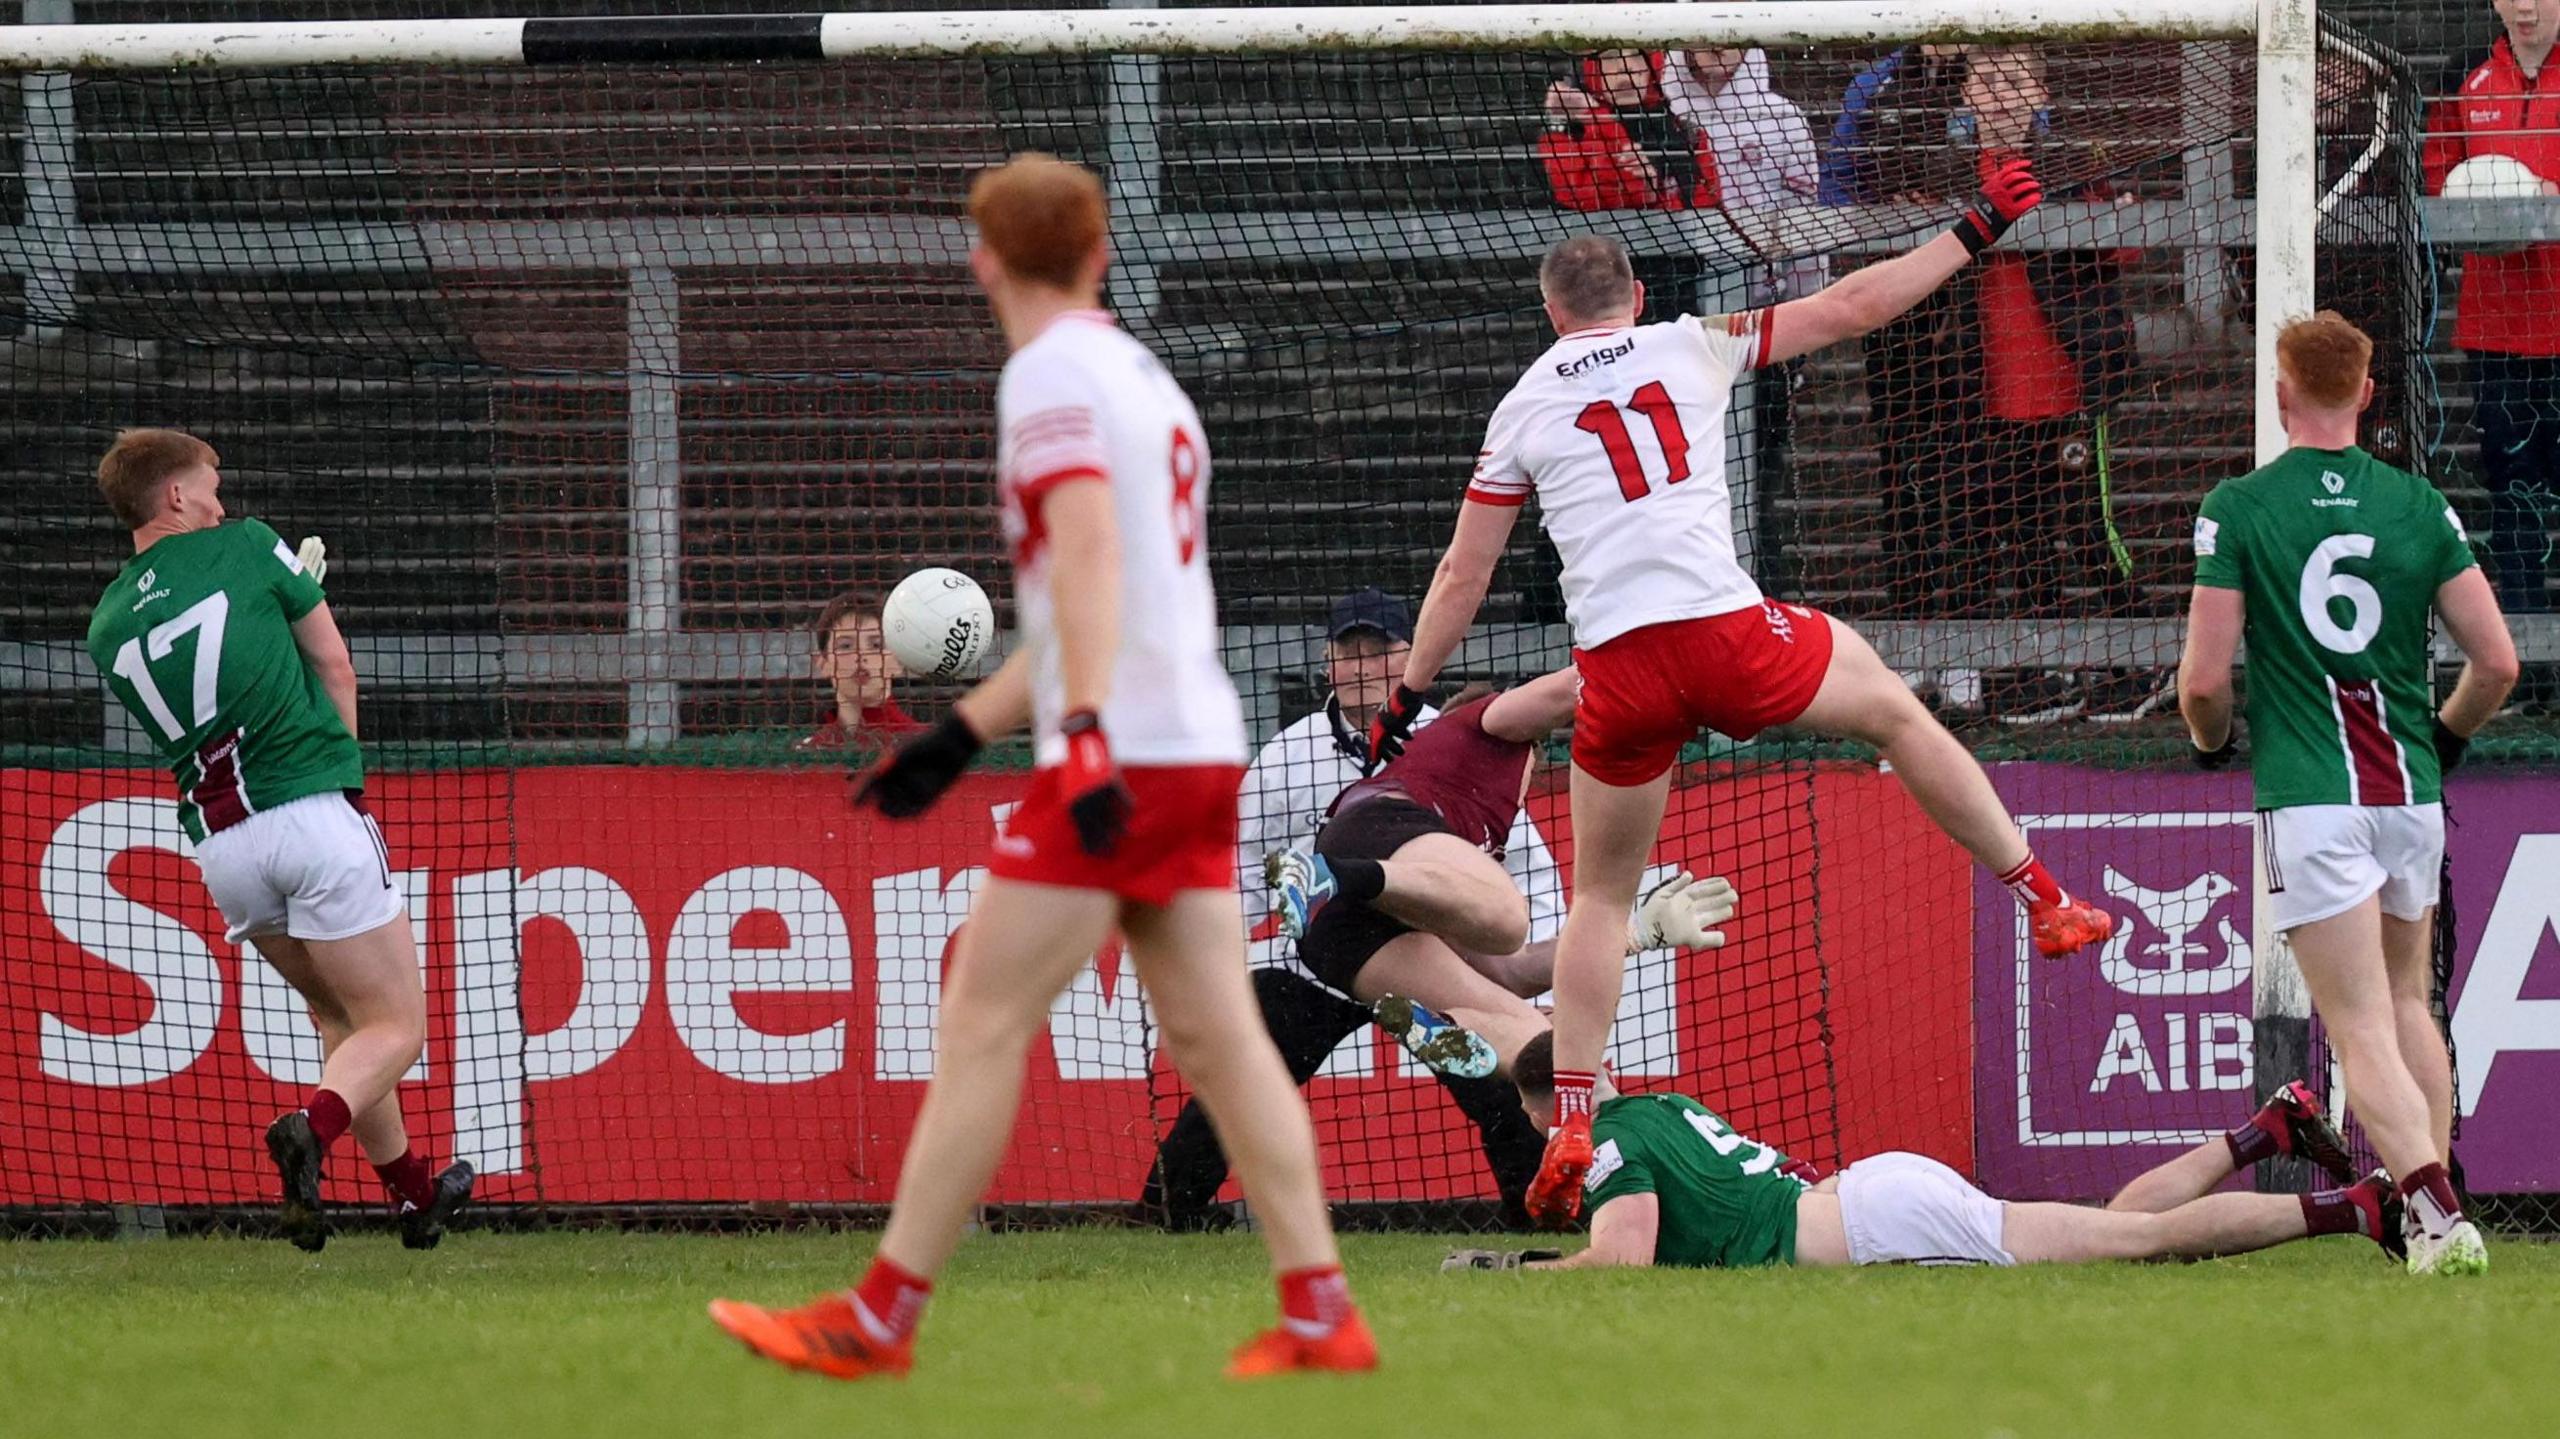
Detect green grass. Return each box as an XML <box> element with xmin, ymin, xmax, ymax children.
<box><xmin>5</xmin><ymin>1230</ymin><xmax>2556</xmax><ymax>1438</ymax></box>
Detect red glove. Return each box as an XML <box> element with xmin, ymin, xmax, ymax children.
<box><xmin>1956</xmin><ymin>153</ymin><xmax>2042</xmax><ymax>255</ymax></box>
<box><xmin>1364</xmin><ymin>684</ymin><xmax>1429</xmax><ymax>773</ymax></box>
<box><xmin>1057</xmin><ymin>709</ymin><xmax>1132</xmax><ymax>857</ymax></box>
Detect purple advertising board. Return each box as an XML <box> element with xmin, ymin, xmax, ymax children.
<box><xmin>1972</xmin><ymin>766</ymin><xmax>2560</xmax><ymax>1200</ymax></box>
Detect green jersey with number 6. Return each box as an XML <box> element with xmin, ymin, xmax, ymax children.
<box><xmin>1584</xmin><ymin>1093</ymin><xmax>1808</xmax><ymax>1268</ymax></box>
<box><xmin>86</xmin><ymin>519</ymin><xmax>363</xmax><ymax>843</ymax></box>
<box><xmin>2192</xmin><ymin>445</ymin><xmax>2476</xmax><ymax>810</ymax></box>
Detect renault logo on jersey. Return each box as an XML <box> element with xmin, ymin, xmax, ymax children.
<box><xmin>2320</xmin><ymin>470</ymin><xmax>2344</xmax><ymax>494</ymax></box>
<box><xmin>136</xmin><ymin>568</ymin><xmax>154</xmax><ymax>592</ymax></box>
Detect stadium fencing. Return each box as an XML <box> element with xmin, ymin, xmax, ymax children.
<box><xmin>2</xmin><ymin>2</ymin><xmax>2553</xmax><ymax>1236</ymax></box>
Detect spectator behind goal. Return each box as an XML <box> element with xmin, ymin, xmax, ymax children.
<box><xmin>795</xmin><ymin>588</ymin><xmax>922</xmax><ymax>755</ymax></box>
<box><xmin>1539</xmin><ymin>50</ymin><xmax>1715</xmax><ymax>323</ymax></box>
<box><xmin>2425</xmin><ymin>0</ymin><xmax>2560</xmax><ymax>619</ymax></box>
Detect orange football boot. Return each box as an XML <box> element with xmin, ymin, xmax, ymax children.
<box><xmin>2031</xmin><ymin>897</ymin><xmax>2115</xmax><ymax>958</ymax></box>
<box><xmin>1225</xmin><ymin>1311</ymin><xmax>1380</xmax><ymax>1378</ymax></box>
<box><xmin>706</xmin><ymin>1294</ymin><xmax>913</xmax><ymax>1380</ymax></box>
<box><xmin>1525</xmin><ymin>1113</ymin><xmax>1593</xmax><ymax>1229</ymax></box>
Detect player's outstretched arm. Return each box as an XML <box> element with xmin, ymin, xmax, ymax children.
<box><xmin>2435</xmin><ymin>568</ymin><xmax>2520</xmax><ymax>754</ymax></box>
<box><xmin>1758</xmin><ymin>155</ymin><xmax>2042</xmax><ymax>366</ymax></box>
<box><xmin>289</xmin><ymin>602</ymin><xmax>360</xmax><ymax>743</ymax></box>
<box><xmin>1480</xmin><ymin>665</ymin><xmax>1580</xmax><ymax>742</ymax></box>
<box><xmin>1528</xmin><ymin>1193</ymin><xmax>1657</xmax><ymax>1269</ymax></box>
<box><xmin>1404</xmin><ymin>497</ymin><xmax>1519</xmax><ymax>694</ymax></box>
<box><xmin>2176</xmin><ymin>584</ymin><xmax>2245</xmax><ymax>759</ymax></box>
<box><xmin>953</xmin><ymin>647</ymin><xmax>1035</xmax><ymax>742</ymax></box>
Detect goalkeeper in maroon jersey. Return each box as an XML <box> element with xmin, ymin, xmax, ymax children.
<box><xmin>1384</xmin><ymin>155</ymin><xmax>2113</xmax><ymax>1227</ymax></box>
<box><xmin>1445</xmin><ymin>1034</ymin><xmax>2400</xmax><ymax>1273</ymax></box>
<box><xmin>82</xmin><ymin>429</ymin><xmax>473</xmax><ymax>1251</ymax></box>
<box><xmin>2176</xmin><ymin>314</ymin><xmax>2518</xmax><ymax>1277</ymax></box>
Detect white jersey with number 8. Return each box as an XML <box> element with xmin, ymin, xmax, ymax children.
<box><xmin>1468</xmin><ymin>312</ymin><xmax>1772</xmax><ymax>647</ymax></box>
<box><xmin>996</xmin><ymin>310</ymin><xmax>1247</xmax><ymax>768</ymax></box>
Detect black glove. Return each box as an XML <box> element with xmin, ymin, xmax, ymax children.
<box><xmin>2192</xmin><ymin>723</ymin><xmax>2243</xmax><ymax>772</ymax></box>
<box><xmin>2434</xmin><ymin>715</ymin><xmax>2471</xmax><ymax>773</ymax></box>
<box><xmin>1365</xmin><ymin>684</ymin><xmax>1430</xmax><ymax>772</ymax></box>
<box><xmin>1058</xmin><ymin>709</ymin><xmax>1134</xmax><ymax>857</ymax></box>
<box><xmin>854</xmin><ymin>712</ymin><xmax>981</xmax><ymax>817</ymax></box>
<box><xmin>1440</xmin><ymin>1248</ymin><xmax>1564</xmax><ymax>1273</ymax></box>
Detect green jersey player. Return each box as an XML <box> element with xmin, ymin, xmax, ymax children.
<box><xmin>2176</xmin><ymin>314</ymin><xmax>2516</xmax><ymax>1278</ymax></box>
<box><xmin>1445</xmin><ymin>1034</ymin><xmax>2402</xmax><ymax>1273</ymax></box>
<box><xmin>85</xmin><ymin>428</ymin><xmax>471</xmax><ymax>1252</ymax></box>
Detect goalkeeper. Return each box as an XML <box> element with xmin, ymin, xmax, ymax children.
<box><xmin>1454</xmin><ymin>1033</ymin><xmax>2403</xmax><ymax>1271</ymax></box>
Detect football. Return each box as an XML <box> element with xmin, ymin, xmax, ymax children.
<box><xmin>2442</xmin><ymin>152</ymin><xmax>2547</xmax><ymax>200</ymax></box>
<box><xmin>882</xmin><ymin>567</ymin><xmax>994</xmax><ymax>680</ymax></box>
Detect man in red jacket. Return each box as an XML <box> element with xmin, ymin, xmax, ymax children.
<box><xmin>2426</xmin><ymin>0</ymin><xmax>2560</xmax><ymax>615</ymax></box>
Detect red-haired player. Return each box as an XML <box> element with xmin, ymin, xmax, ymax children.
<box><xmin>707</xmin><ymin>155</ymin><xmax>1374</xmax><ymax>1379</ymax></box>
<box><xmin>1385</xmin><ymin>160</ymin><xmax>2116</xmax><ymax>1227</ymax></box>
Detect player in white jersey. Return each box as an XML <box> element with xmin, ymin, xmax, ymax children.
<box><xmin>708</xmin><ymin>155</ymin><xmax>1372</xmax><ymax>1381</ymax></box>
<box><xmin>1379</xmin><ymin>157</ymin><xmax>2117</xmax><ymax>1226</ymax></box>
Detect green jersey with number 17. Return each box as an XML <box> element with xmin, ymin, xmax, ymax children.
<box><xmin>1584</xmin><ymin>1093</ymin><xmax>1808</xmax><ymax>1268</ymax></box>
<box><xmin>2192</xmin><ymin>445</ymin><xmax>2475</xmax><ymax>810</ymax></box>
<box><xmin>86</xmin><ymin>518</ymin><xmax>363</xmax><ymax>843</ymax></box>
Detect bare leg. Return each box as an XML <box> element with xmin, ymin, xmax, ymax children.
<box><xmin>874</xmin><ymin>880</ymin><xmax>1118</xmax><ymax>1279</ymax></box>
<box><xmin>2380</xmin><ymin>907</ymin><xmax>2454</xmax><ymax>1164</ymax></box>
<box><xmin>293</xmin><ymin>1000</ymin><xmax>413</xmax><ymax>1167</ymax></box>
<box><xmin>2290</xmin><ymin>896</ymin><xmax>2440</xmax><ymax>1186</ymax></box>
<box><xmin>1365</xmin><ymin>832</ymin><xmax>1531</xmax><ymax>956</ymax></box>
<box><xmin>252</xmin><ymin>920</ymin><xmax>424</xmax><ymax>1135</ymax></box>
<box><xmin>1350</xmin><ymin>930</ymin><xmax>1552</xmax><ymax>1071</ymax></box>
<box><xmin>1124</xmin><ymin>888</ymin><xmax>1340</xmax><ymax>1273</ymax></box>
<box><xmin>2106</xmin><ymin>1136</ymin><xmax>2239</xmax><ymax>1214</ymax></box>
<box><xmin>1550</xmin><ymin>766</ymin><xmax>1672</xmax><ymax>1078</ymax></box>
<box><xmin>2002</xmin><ymin>1195</ymin><xmax>2309</xmax><ymax>1263</ymax></box>
<box><xmin>1794</xmin><ymin>616</ymin><xmax>2031</xmax><ymax>874</ymax></box>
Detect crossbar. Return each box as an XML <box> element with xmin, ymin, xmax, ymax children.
<box><xmin>0</xmin><ymin>3</ymin><xmax>2258</xmax><ymax>71</ymax></box>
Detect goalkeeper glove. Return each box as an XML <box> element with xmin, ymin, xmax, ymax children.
<box><xmin>1440</xmin><ymin>1248</ymin><xmax>1563</xmax><ymax>1273</ymax></box>
<box><xmin>295</xmin><ymin>535</ymin><xmax>328</xmax><ymax>586</ymax></box>
<box><xmin>1057</xmin><ymin>709</ymin><xmax>1134</xmax><ymax>857</ymax></box>
<box><xmin>2191</xmin><ymin>721</ymin><xmax>2243</xmax><ymax>772</ymax></box>
<box><xmin>1626</xmin><ymin>870</ymin><xmax>1738</xmax><ymax>954</ymax></box>
<box><xmin>1365</xmin><ymin>684</ymin><xmax>1429</xmax><ymax>771</ymax></box>
<box><xmin>1955</xmin><ymin>154</ymin><xmax>2042</xmax><ymax>256</ymax></box>
<box><xmin>2434</xmin><ymin>715</ymin><xmax>2472</xmax><ymax>773</ymax></box>
<box><xmin>854</xmin><ymin>712</ymin><xmax>981</xmax><ymax>818</ymax></box>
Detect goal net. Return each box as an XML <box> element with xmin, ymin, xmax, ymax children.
<box><xmin>4</xmin><ymin>4</ymin><xmax>2505</xmax><ymax>1236</ymax></box>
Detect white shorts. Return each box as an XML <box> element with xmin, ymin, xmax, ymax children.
<box><xmin>1836</xmin><ymin>1152</ymin><xmax>2014</xmax><ymax>1267</ymax></box>
<box><xmin>2261</xmin><ymin>802</ymin><xmax>2443</xmax><ymax>932</ymax></box>
<box><xmin>193</xmin><ymin>791</ymin><xmax>405</xmax><ymax>945</ymax></box>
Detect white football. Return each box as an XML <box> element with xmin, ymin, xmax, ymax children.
<box><xmin>2443</xmin><ymin>153</ymin><xmax>2546</xmax><ymax>200</ymax></box>
<box><xmin>882</xmin><ymin>568</ymin><xmax>994</xmax><ymax>680</ymax></box>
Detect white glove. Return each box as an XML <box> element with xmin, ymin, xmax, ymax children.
<box><xmin>294</xmin><ymin>535</ymin><xmax>328</xmax><ymax>587</ymax></box>
<box><xmin>1626</xmin><ymin>871</ymin><xmax>1738</xmax><ymax>954</ymax></box>
<box><xmin>1441</xmin><ymin>1248</ymin><xmax>1562</xmax><ymax>1272</ymax></box>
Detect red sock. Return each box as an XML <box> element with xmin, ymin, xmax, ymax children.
<box><xmin>2300</xmin><ymin>1183</ymin><xmax>2378</xmax><ymax>1240</ymax></box>
<box><xmin>1551</xmin><ymin>1071</ymin><xmax>1597</xmax><ymax>1127</ymax></box>
<box><xmin>2398</xmin><ymin>1162</ymin><xmax>2465</xmax><ymax>1232</ymax></box>
<box><xmin>1278</xmin><ymin>1264</ymin><xmax>1354</xmax><ymax>1339</ymax></box>
<box><xmin>374</xmin><ymin>1148</ymin><xmax>435</xmax><ymax>1210</ymax></box>
<box><xmin>304</xmin><ymin>1089</ymin><xmax>351</xmax><ymax>1151</ymax></box>
<box><xmin>1995</xmin><ymin>853</ymin><xmax>2067</xmax><ymax>911</ymax></box>
<box><xmin>849</xmin><ymin>1256</ymin><xmax>932</xmax><ymax>1346</ymax></box>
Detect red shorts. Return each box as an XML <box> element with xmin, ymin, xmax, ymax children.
<box><xmin>1571</xmin><ymin>602</ymin><xmax>1837</xmax><ymax>786</ymax></box>
<box><xmin>985</xmin><ymin>763</ymin><xmax>1245</xmax><ymax>905</ymax></box>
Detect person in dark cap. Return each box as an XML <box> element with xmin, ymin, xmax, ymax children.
<box><xmin>1143</xmin><ymin>590</ymin><xmax>1563</xmax><ymax>1228</ymax></box>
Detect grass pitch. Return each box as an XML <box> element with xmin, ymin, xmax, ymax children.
<box><xmin>5</xmin><ymin>1229</ymin><xmax>2556</xmax><ymax>1439</ymax></box>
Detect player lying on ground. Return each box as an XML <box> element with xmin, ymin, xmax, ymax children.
<box><xmin>707</xmin><ymin>155</ymin><xmax>1373</xmax><ymax>1380</ymax></box>
<box><xmin>84</xmin><ymin>429</ymin><xmax>473</xmax><ymax>1252</ymax></box>
<box><xmin>1382</xmin><ymin>155</ymin><xmax>2117</xmax><ymax>1226</ymax></box>
<box><xmin>1144</xmin><ymin>671</ymin><xmax>1736</xmax><ymax>1226</ymax></box>
<box><xmin>1450</xmin><ymin>1033</ymin><xmax>2400</xmax><ymax>1272</ymax></box>
<box><xmin>2176</xmin><ymin>312</ymin><xmax>2517</xmax><ymax>1277</ymax></box>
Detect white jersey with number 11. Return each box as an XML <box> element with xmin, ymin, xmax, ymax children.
<box><xmin>1467</xmin><ymin>311</ymin><xmax>1773</xmax><ymax>647</ymax></box>
<box><xmin>995</xmin><ymin>309</ymin><xmax>1247</xmax><ymax>769</ymax></box>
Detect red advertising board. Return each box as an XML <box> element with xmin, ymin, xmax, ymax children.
<box><xmin>2</xmin><ymin>764</ymin><xmax>1970</xmax><ymax>1209</ymax></box>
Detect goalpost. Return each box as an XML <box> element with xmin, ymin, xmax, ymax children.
<box><xmin>0</xmin><ymin>2</ymin><xmax>2409</xmax><ymax>1231</ymax></box>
